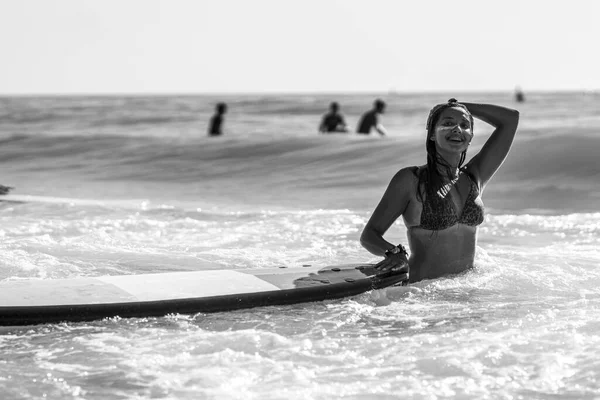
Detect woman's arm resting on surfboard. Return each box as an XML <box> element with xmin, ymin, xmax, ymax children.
<box><xmin>360</xmin><ymin>168</ymin><xmax>412</xmax><ymax>273</ymax></box>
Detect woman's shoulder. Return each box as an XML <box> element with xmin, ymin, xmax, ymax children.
<box><xmin>389</xmin><ymin>166</ymin><xmax>423</xmax><ymax>187</ymax></box>
<box><xmin>413</xmin><ymin>164</ymin><xmax>427</xmax><ymax>174</ymax></box>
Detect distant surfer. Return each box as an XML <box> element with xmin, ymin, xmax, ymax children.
<box><xmin>319</xmin><ymin>102</ymin><xmax>348</xmax><ymax>133</ymax></box>
<box><xmin>515</xmin><ymin>87</ymin><xmax>525</xmax><ymax>103</ymax></box>
<box><xmin>0</xmin><ymin>185</ymin><xmax>12</xmax><ymax>195</ymax></box>
<box><xmin>208</xmin><ymin>102</ymin><xmax>227</xmax><ymax>136</ymax></box>
<box><xmin>360</xmin><ymin>98</ymin><xmax>520</xmax><ymax>283</ymax></box>
<box><xmin>357</xmin><ymin>99</ymin><xmax>388</xmax><ymax>136</ymax></box>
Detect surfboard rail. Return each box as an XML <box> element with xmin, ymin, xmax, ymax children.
<box><xmin>0</xmin><ymin>264</ymin><xmax>407</xmax><ymax>326</ymax></box>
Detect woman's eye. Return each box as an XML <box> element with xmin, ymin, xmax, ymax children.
<box><xmin>461</xmin><ymin>123</ymin><xmax>470</xmax><ymax>129</ymax></box>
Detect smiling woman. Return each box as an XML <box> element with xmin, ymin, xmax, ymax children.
<box><xmin>360</xmin><ymin>98</ymin><xmax>520</xmax><ymax>282</ymax></box>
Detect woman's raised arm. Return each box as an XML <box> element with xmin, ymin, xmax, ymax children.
<box><xmin>462</xmin><ymin>103</ymin><xmax>520</xmax><ymax>188</ymax></box>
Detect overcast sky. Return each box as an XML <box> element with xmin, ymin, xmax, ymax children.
<box><xmin>1</xmin><ymin>0</ymin><xmax>598</xmax><ymax>94</ymax></box>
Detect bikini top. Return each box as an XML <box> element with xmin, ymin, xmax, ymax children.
<box><xmin>413</xmin><ymin>166</ymin><xmax>485</xmax><ymax>231</ymax></box>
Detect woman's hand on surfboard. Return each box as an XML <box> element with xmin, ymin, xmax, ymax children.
<box><xmin>374</xmin><ymin>254</ymin><xmax>408</xmax><ymax>275</ymax></box>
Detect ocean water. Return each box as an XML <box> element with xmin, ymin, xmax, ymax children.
<box><xmin>1</xmin><ymin>92</ymin><xmax>600</xmax><ymax>399</ymax></box>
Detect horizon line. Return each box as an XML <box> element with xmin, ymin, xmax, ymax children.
<box><xmin>1</xmin><ymin>88</ymin><xmax>598</xmax><ymax>97</ymax></box>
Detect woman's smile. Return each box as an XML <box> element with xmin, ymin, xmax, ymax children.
<box><xmin>446</xmin><ymin>134</ymin><xmax>465</xmax><ymax>143</ymax></box>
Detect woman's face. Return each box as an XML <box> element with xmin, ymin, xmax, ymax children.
<box><xmin>430</xmin><ymin>107</ymin><xmax>473</xmax><ymax>154</ymax></box>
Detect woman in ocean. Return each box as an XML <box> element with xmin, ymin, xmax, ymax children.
<box><xmin>360</xmin><ymin>98</ymin><xmax>520</xmax><ymax>283</ymax></box>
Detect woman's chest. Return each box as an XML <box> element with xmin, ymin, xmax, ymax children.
<box><xmin>402</xmin><ymin>177</ymin><xmax>477</xmax><ymax>228</ymax></box>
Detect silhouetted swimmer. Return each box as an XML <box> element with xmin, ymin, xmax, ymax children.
<box><xmin>357</xmin><ymin>99</ymin><xmax>388</xmax><ymax>136</ymax></box>
<box><xmin>0</xmin><ymin>185</ymin><xmax>12</xmax><ymax>195</ymax></box>
<box><xmin>515</xmin><ymin>87</ymin><xmax>525</xmax><ymax>103</ymax></box>
<box><xmin>319</xmin><ymin>102</ymin><xmax>348</xmax><ymax>133</ymax></box>
<box><xmin>0</xmin><ymin>185</ymin><xmax>13</xmax><ymax>195</ymax></box>
<box><xmin>208</xmin><ymin>102</ymin><xmax>227</xmax><ymax>136</ymax></box>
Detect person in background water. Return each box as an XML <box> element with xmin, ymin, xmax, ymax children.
<box><xmin>515</xmin><ymin>86</ymin><xmax>525</xmax><ymax>103</ymax></box>
<box><xmin>319</xmin><ymin>102</ymin><xmax>348</xmax><ymax>133</ymax></box>
<box><xmin>0</xmin><ymin>185</ymin><xmax>12</xmax><ymax>195</ymax></box>
<box><xmin>357</xmin><ymin>99</ymin><xmax>388</xmax><ymax>136</ymax></box>
<box><xmin>208</xmin><ymin>102</ymin><xmax>227</xmax><ymax>136</ymax></box>
<box><xmin>360</xmin><ymin>98</ymin><xmax>519</xmax><ymax>283</ymax></box>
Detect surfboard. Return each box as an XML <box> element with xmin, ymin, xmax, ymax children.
<box><xmin>0</xmin><ymin>264</ymin><xmax>407</xmax><ymax>326</ymax></box>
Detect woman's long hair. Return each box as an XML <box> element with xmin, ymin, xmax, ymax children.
<box><xmin>417</xmin><ymin>98</ymin><xmax>474</xmax><ymax>203</ymax></box>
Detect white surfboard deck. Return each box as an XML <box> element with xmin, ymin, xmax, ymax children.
<box><xmin>0</xmin><ymin>264</ymin><xmax>407</xmax><ymax>326</ymax></box>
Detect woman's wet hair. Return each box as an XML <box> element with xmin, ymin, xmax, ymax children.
<box><xmin>417</xmin><ymin>98</ymin><xmax>474</xmax><ymax>203</ymax></box>
<box><xmin>425</xmin><ymin>98</ymin><xmax>473</xmax><ymax>133</ymax></box>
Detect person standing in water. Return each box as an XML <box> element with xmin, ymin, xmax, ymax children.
<box><xmin>357</xmin><ymin>99</ymin><xmax>388</xmax><ymax>136</ymax></box>
<box><xmin>208</xmin><ymin>102</ymin><xmax>227</xmax><ymax>136</ymax></box>
<box><xmin>319</xmin><ymin>102</ymin><xmax>348</xmax><ymax>133</ymax></box>
<box><xmin>360</xmin><ymin>98</ymin><xmax>519</xmax><ymax>282</ymax></box>
<box><xmin>515</xmin><ymin>87</ymin><xmax>525</xmax><ymax>103</ymax></box>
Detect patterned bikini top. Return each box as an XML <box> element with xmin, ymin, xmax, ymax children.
<box><xmin>415</xmin><ymin>167</ymin><xmax>485</xmax><ymax>231</ymax></box>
